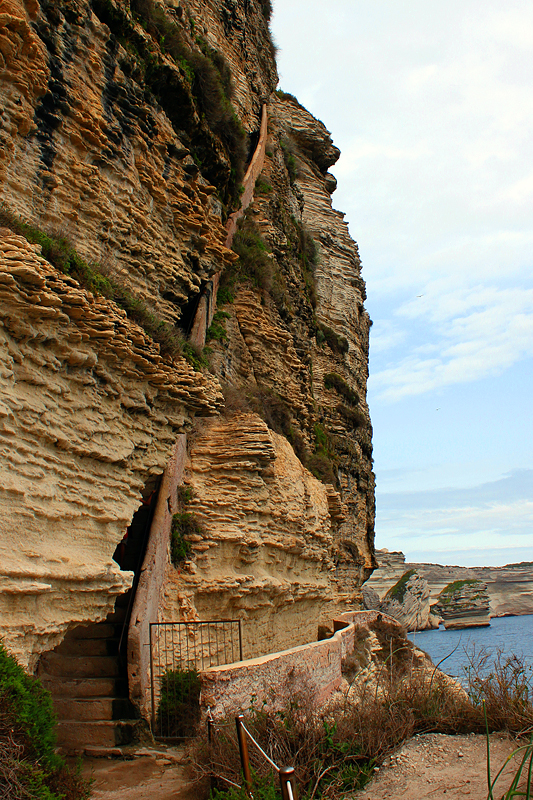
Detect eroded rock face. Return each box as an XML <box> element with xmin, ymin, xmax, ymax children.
<box><xmin>0</xmin><ymin>231</ymin><xmax>223</xmax><ymax>667</ymax></box>
<box><xmin>380</xmin><ymin>571</ymin><xmax>432</xmax><ymax>632</ymax></box>
<box><xmin>161</xmin><ymin>413</ymin><xmax>371</xmax><ymax>656</ymax></box>
<box><xmin>366</xmin><ymin>550</ymin><xmax>533</xmax><ymax>624</ymax></box>
<box><xmin>164</xmin><ymin>92</ymin><xmax>376</xmax><ymax>652</ymax></box>
<box><xmin>434</xmin><ymin>581</ymin><xmax>491</xmax><ymax>630</ymax></box>
<box><xmin>0</xmin><ymin>0</ymin><xmax>375</xmax><ymax>669</ymax></box>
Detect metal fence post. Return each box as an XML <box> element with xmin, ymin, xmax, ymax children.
<box><xmin>279</xmin><ymin>766</ymin><xmax>296</xmax><ymax>800</ymax></box>
<box><xmin>149</xmin><ymin>623</ymin><xmax>156</xmax><ymax>734</ymax></box>
<box><xmin>235</xmin><ymin>714</ymin><xmax>253</xmax><ymax>798</ymax></box>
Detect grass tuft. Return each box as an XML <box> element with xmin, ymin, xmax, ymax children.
<box><xmin>0</xmin><ymin>205</ymin><xmax>215</xmax><ymax>368</ymax></box>
<box><xmin>170</xmin><ymin>512</ymin><xmax>203</xmax><ymax>565</ymax></box>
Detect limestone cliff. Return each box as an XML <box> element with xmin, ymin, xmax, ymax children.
<box><xmin>0</xmin><ymin>0</ymin><xmax>375</xmax><ymax>672</ymax></box>
<box><xmin>378</xmin><ymin>570</ymin><xmax>433</xmax><ymax>632</ymax></box>
<box><xmin>433</xmin><ymin>580</ymin><xmax>491</xmax><ymax>630</ymax></box>
<box><xmin>366</xmin><ymin>550</ymin><xmax>533</xmax><ymax>627</ymax></box>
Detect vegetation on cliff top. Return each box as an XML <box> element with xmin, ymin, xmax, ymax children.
<box><xmin>439</xmin><ymin>579</ymin><xmax>481</xmax><ymax>601</ymax></box>
<box><xmin>386</xmin><ymin>569</ymin><xmax>417</xmax><ymax>603</ymax></box>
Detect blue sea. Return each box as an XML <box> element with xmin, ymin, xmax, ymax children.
<box><xmin>407</xmin><ymin>614</ymin><xmax>533</xmax><ymax>681</ymax></box>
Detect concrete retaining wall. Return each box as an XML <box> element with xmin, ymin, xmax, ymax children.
<box><xmin>189</xmin><ymin>103</ymin><xmax>268</xmax><ymax>349</ymax></box>
<box><xmin>127</xmin><ymin>435</ymin><xmax>187</xmax><ymax>719</ymax></box>
<box><xmin>202</xmin><ymin>610</ymin><xmax>397</xmax><ymax>719</ymax></box>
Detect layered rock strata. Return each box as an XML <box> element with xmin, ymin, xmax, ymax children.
<box><xmin>165</xmin><ymin>92</ymin><xmax>376</xmax><ymax>651</ymax></box>
<box><xmin>162</xmin><ymin>414</ymin><xmax>363</xmax><ymax>658</ymax></box>
<box><xmin>0</xmin><ymin>230</ymin><xmax>221</xmax><ymax>667</ymax></box>
<box><xmin>434</xmin><ymin>580</ymin><xmax>491</xmax><ymax>630</ymax></box>
<box><xmin>0</xmin><ymin>0</ymin><xmax>375</xmax><ymax>676</ymax></box>
<box><xmin>379</xmin><ymin>570</ymin><xmax>433</xmax><ymax>632</ymax></box>
<box><xmin>366</xmin><ymin>550</ymin><xmax>533</xmax><ymax>626</ymax></box>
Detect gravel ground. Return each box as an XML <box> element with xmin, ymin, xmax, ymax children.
<box><xmin>81</xmin><ymin>745</ymin><xmax>207</xmax><ymax>800</ymax></box>
<box><xmin>351</xmin><ymin>732</ymin><xmax>527</xmax><ymax>799</ymax></box>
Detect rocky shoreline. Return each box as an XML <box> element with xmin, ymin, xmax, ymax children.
<box><xmin>364</xmin><ymin>550</ymin><xmax>533</xmax><ymax>630</ymax></box>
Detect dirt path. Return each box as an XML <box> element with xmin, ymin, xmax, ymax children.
<box><xmin>351</xmin><ymin>732</ymin><xmax>526</xmax><ymax>799</ymax></box>
<box><xmin>81</xmin><ymin>746</ymin><xmax>207</xmax><ymax>800</ymax></box>
<box><xmin>82</xmin><ymin>733</ymin><xmax>528</xmax><ymax>799</ymax></box>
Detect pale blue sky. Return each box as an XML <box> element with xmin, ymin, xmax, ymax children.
<box><xmin>271</xmin><ymin>0</ymin><xmax>533</xmax><ymax>566</ymax></box>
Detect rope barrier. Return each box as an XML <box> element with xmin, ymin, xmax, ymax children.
<box><xmin>240</xmin><ymin>721</ymin><xmax>280</xmax><ymax>772</ymax></box>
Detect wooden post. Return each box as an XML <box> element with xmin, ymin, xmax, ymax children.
<box><xmin>279</xmin><ymin>766</ymin><xmax>296</xmax><ymax>800</ymax></box>
<box><xmin>235</xmin><ymin>714</ymin><xmax>253</xmax><ymax>798</ymax></box>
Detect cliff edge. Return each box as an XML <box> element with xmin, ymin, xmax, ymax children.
<box><xmin>0</xmin><ymin>0</ymin><xmax>375</xmax><ymax>670</ymax></box>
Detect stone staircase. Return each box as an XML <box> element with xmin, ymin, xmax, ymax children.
<box><xmin>38</xmin><ymin>592</ymin><xmax>144</xmax><ymax>752</ymax></box>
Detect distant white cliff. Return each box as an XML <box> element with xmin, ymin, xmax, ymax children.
<box><xmin>365</xmin><ymin>550</ymin><xmax>533</xmax><ymax>630</ymax></box>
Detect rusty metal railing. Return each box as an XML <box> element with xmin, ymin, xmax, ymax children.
<box><xmin>149</xmin><ymin>620</ymin><xmax>242</xmax><ymax>737</ymax></box>
<box><xmin>235</xmin><ymin>713</ymin><xmax>296</xmax><ymax>800</ymax></box>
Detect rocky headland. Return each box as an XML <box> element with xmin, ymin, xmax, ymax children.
<box><xmin>365</xmin><ymin>550</ymin><xmax>533</xmax><ymax>629</ymax></box>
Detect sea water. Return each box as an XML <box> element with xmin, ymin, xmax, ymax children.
<box><xmin>407</xmin><ymin>614</ymin><xmax>533</xmax><ymax>681</ymax></box>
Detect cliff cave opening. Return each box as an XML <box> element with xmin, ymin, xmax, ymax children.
<box><xmin>113</xmin><ymin>475</ymin><xmax>161</xmax><ymax>578</ymax></box>
<box><xmin>35</xmin><ymin>477</ymin><xmax>164</xmax><ymax>750</ymax></box>
<box><xmin>177</xmin><ymin>281</ymin><xmax>208</xmax><ymax>336</ymax></box>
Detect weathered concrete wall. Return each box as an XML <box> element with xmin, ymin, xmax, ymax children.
<box><xmin>201</xmin><ymin>610</ymin><xmax>394</xmax><ymax>720</ymax></box>
<box><xmin>127</xmin><ymin>435</ymin><xmax>187</xmax><ymax>719</ymax></box>
<box><xmin>189</xmin><ymin>103</ymin><xmax>268</xmax><ymax>349</ymax></box>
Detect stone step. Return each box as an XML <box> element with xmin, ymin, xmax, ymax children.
<box><xmin>40</xmin><ymin>676</ymin><xmax>127</xmax><ymax>698</ymax></box>
<box><xmin>40</xmin><ymin>652</ymin><xmax>120</xmax><ymax>679</ymax></box>
<box><xmin>71</xmin><ymin>623</ymin><xmax>116</xmax><ymax>640</ymax></box>
<box><xmin>104</xmin><ymin>609</ymin><xmax>128</xmax><ymax>625</ymax></box>
<box><xmin>57</xmin><ymin>636</ymin><xmax>120</xmax><ymax>657</ymax></box>
<box><xmin>56</xmin><ymin>719</ymin><xmax>142</xmax><ymax>751</ymax></box>
<box><xmin>52</xmin><ymin>696</ymin><xmax>138</xmax><ymax>721</ymax></box>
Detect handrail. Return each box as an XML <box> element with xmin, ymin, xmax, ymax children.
<box><xmin>189</xmin><ymin>103</ymin><xmax>269</xmax><ymax>349</ymax></box>
<box><xmin>235</xmin><ymin>713</ymin><xmax>297</xmax><ymax>800</ymax></box>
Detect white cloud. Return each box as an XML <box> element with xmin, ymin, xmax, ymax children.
<box><xmin>375</xmin><ymin>470</ymin><xmax>533</xmax><ymax>565</ymax></box>
<box><xmin>371</xmin><ymin>285</ymin><xmax>533</xmax><ymax>401</ymax></box>
<box><xmin>272</xmin><ymin>0</ymin><xmax>533</xmax><ymax>565</ymax></box>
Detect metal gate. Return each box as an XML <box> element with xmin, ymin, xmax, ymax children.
<box><xmin>149</xmin><ymin>619</ymin><xmax>242</xmax><ymax>738</ymax></box>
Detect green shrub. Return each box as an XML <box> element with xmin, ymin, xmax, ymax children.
<box><xmin>337</xmin><ymin>403</ymin><xmax>366</xmax><ymax>428</ymax></box>
<box><xmin>0</xmin><ymin>205</ymin><xmax>192</xmax><ymax>362</ymax></box>
<box><xmin>171</xmin><ymin>512</ymin><xmax>203</xmax><ymax>565</ymax></box>
<box><xmin>206</xmin><ymin>310</ymin><xmax>230</xmax><ymax>342</ymax></box>
<box><xmin>306</xmin><ymin>452</ymin><xmax>337</xmax><ymax>485</ymax></box>
<box><xmin>0</xmin><ymin>644</ymin><xmax>57</xmax><ymax>765</ymax></box>
<box><xmin>176</xmin><ymin>485</ymin><xmax>194</xmax><ymax>505</ymax></box>
<box><xmin>196</xmin><ymin>645</ymin><xmax>533</xmax><ymax>800</ymax></box>
<box><xmin>275</xmin><ymin>88</ymin><xmax>299</xmax><ymax>104</ymax></box>
<box><xmin>92</xmin><ymin>0</ymin><xmax>247</xmax><ymax>208</ymax></box>
<box><xmin>157</xmin><ymin>669</ymin><xmax>201</xmax><ymax>738</ymax></box>
<box><xmin>386</xmin><ymin>570</ymin><xmax>417</xmax><ymax>603</ymax></box>
<box><xmin>323</xmin><ymin>373</ymin><xmax>358</xmax><ymax>406</ymax></box>
<box><xmin>216</xmin><ymin>283</ymin><xmax>236</xmax><ymax>306</ymax></box>
<box><xmin>439</xmin><ymin>579</ymin><xmax>479</xmax><ymax>599</ymax></box>
<box><xmin>288</xmin><ymin>217</ymin><xmax>318</xmax><ymax>308</ymax></box>
<box><xmin>280</xmin><ymin>140</ymin><xmax>298</xmax><ymax>184</ymax></box>
<box><xmin>316</xmin><ymin>324</ymin><xmax>348</xmax><ymax>355</ymax></box>
<box><xmin>232</xmin><ymin>216</ymin><xmax>274</xmax><ymax>291</ymax></box>
<box><xmin>255</xmin><ymin>177</ymin><xmax>272</xmax><ymax>195</ymax></box>
<box><xmin>0</xmin><ymin>643</ymin><xmax>90</xmax><ymax>799</ymax></box>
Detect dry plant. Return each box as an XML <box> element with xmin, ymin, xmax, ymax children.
<box><xmin>467</xmin><ymin>648</ymin><xmax>533</xmax><ymax>737</ymax></box>
<box><xmin>192</xmin><ymin>626</ymin><xmax>533</xmax><ymax>799</ymax></box>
